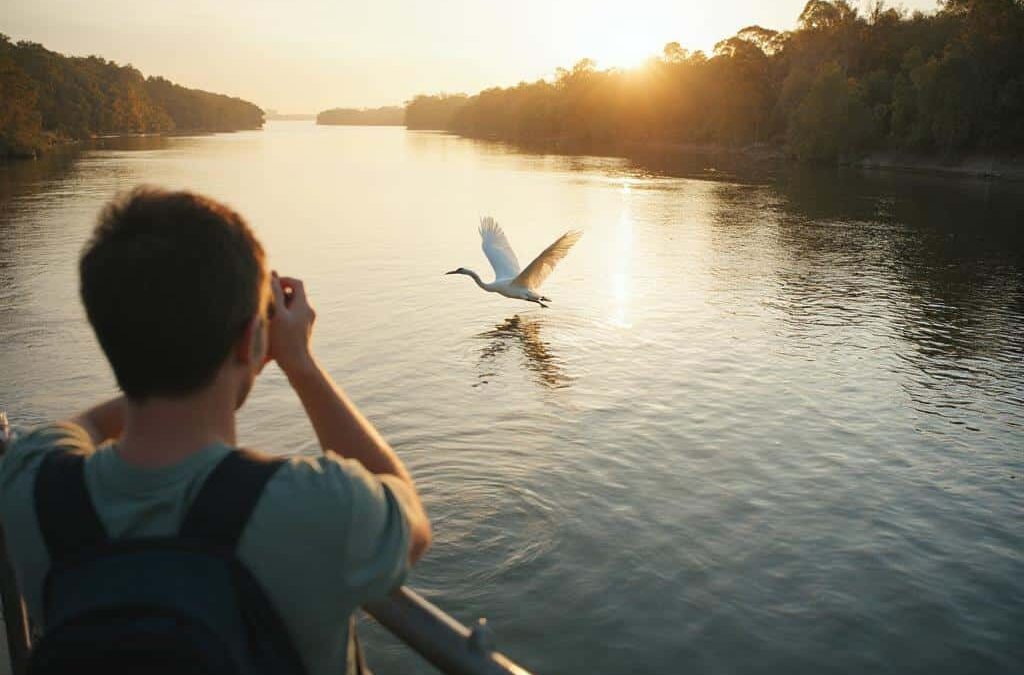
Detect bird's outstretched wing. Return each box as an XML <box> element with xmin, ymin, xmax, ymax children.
<box><xmin>479</xmin><ymin>217</ymin><xmax>521</xmax><ymax>280</ymax></box>
<box><xmin>515</xmin><ymin>230</ymin><xmax>582</xmax><ymax>290</ymax></box>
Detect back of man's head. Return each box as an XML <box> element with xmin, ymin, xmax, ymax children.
<box><xmin>80</xmin><ymin>187</ymin><xmax>267</xmax><ymax>401</ymax></box>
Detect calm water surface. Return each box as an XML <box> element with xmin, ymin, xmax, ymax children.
<box><xmin>1</xmin><ymin>122</ymin><xmax>1022</xmax><ymax>674</ymax></box>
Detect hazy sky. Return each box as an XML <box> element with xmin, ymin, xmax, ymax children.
<box><xmin>6</xmin><ymin>0</ymin><xmax>941</xmax><ymax>113</ymax></box>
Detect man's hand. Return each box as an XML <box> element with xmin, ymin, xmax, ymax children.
<box><xmin>267</xmin><ymin>272</ymin><xmax>317</xmax><ymax>377</ymax></box>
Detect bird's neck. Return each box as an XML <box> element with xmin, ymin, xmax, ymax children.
<box><xmin>465</xmin><ymin>269</ymin><xmax>489</xmax><ymax>290</ymax></box>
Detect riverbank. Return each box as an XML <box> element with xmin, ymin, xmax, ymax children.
<box><xmin>1</xmin><ymin>126</ymin><xmax>265</xmax><ymax>162</ymax></box>
<box><xmin>1</xmin><ymin>125</ymin><xmax>264</xmax><ymax>162</ymax></box>
<box><xmin>436</xmin><ymin>130</ymin><xmax>1024</xmax><ymax>182</ymax></box>
<box><xmin>850</xmin><ymin>152</ymin><xmax>1024</xmax><ymax>181</ymax></box>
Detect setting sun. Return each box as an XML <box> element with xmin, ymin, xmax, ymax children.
<box><xmin>560</xmin><ymin>6</ymin><xmax>678</xmax><ymax>70</ymax></box>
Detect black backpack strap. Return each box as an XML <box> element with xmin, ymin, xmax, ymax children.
<box><xmin>180</xmin><ymin>449</ymin><xmax>286</xmax><ymax>551</ymax></box>
<box><xmin>34</xmin><ymin>450</ymin><xmax>107</xmax><ymax>562</ymax></box>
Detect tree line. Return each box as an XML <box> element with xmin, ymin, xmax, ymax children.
<box><xmin>1</xmin><ymin>35</ymin><xmax>264</xmax><ymax>159</ymax></box>
<box><xmin>316</xmin><ymin>106</ymin><xmax>405</xmax><ymax>126</ymax></box>
<box><xmin>405</xmin><ymin>0</ymin><xmax>1024</xmax><ymax>161</ymax></box>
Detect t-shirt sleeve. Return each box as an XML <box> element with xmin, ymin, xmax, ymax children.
<box><xmin>337</xmin><ymin>459</ymin><xmax>412</xmax><ymax>601</ymax></box>
<box><xmin>0</xmin><ymin>420</ymin><xmax>94</xmax><ymax>494</ymax></box>
<box><xmin>254</xmin><ymin>451</ymin><xmax>411</xmax><ymax>605</ymax></box>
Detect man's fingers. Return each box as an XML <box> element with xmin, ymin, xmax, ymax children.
<box><xmin>270</xmin><ymin>272</ymin><xmax>285</xmax><ymax>312</ymax></box>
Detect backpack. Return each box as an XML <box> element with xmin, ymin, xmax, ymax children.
<box><xmin>27</xmin><ymin>448</ymin><xmax>307</xmax><ymax>675</ymax></box>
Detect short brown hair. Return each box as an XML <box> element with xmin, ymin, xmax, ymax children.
<box><xmin>80</xmin><ymin>187</ymin><xmax>267</xmax><ymax>400</ymax></box>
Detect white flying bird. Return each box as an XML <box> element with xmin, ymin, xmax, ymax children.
<box><xmin>446</xmin><ymin>217</ymin><xmax>582</xmax><ymax>308</ymax></box>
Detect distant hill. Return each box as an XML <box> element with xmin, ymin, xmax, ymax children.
<box><xmin>1</xmin><ymin>34</ymin><xmax>263</xmax><ymax>159</ymax></box>
<box><xmin>317</xmin><ymin>106</ymin><xmax>404</xmax><ymax>126</ymax></box>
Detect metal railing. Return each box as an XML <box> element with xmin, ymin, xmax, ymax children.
<box><xmin>365</xmin><ymin>588</ymin><xmax>532</xmax><ymax>675</ymax></box>
<box><xmin>0</xmin><ymin>411</ymin><xmax>534</xmax><ymax>675</ymax></box>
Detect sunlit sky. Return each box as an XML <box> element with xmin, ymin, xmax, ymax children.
<box><xmin>6</xmin><ymin>0</ymin><xmax>942</xmax><ymax>113</ymax></box>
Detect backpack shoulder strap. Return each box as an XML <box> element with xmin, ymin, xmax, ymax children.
<box><xmin>180</xmin><ymin>449</ymin><xmax>286</xmax><ymax>552</ymax></box>
<box><xmin>34</xmin><ymin>450</ymin><xmax>107</xmax><ymax>563</ymax></box>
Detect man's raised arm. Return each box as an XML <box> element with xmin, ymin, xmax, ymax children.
<box><xmin>268</xmin><ymin>273</ymin><xmax>432</xmax><ymax>564</ymax></box>
<box><xmin>71</xmin><ymin>397</ymin><xmax>127</xmax><ymax>446</ymax></box>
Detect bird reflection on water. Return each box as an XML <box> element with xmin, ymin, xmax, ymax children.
<box><xmin>475</xmin><ymin>315</ymin><xmax>571</xmax><ymax>389</ymax></box>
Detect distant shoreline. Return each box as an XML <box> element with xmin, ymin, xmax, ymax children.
<box><xmin>265</xmin><ymin>114</ymin><xmax>315</xmax><ymax>122</ymax></box>
<box><xmin>316</xmin><ymin>106</ymin><xmax>404</xmax><ymax>127</ymax></box>
<box><xmin>316</xmin><ymin>121</ymin><xmax>406</xmax><ymax>127</ymax></box>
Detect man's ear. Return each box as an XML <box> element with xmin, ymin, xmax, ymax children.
<box><xmin>234</xmin><ymin>315</ymin><xmax>262</xmax><ymax>365</ymax></box>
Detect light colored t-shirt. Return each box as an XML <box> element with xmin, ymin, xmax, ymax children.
<box><xmin>0</xmin><ymin>422</ymin><xmax>411</xmax><ymax>675</ymax></box>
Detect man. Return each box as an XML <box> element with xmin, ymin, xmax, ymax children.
<box><xmin>0</xmin><ymin>187</ymin><xmax>431</xmax><ymax>675</ymax></box>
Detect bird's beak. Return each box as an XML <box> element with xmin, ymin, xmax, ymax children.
<box><xmin>445</xmin><ymin>269</ymin><xmax>458</xmax><ymax>275</ymax></box>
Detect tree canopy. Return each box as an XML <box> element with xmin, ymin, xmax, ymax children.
<box><xmin>404</xmin><ymin>1</ymin><xmax>1024</xmax><ymax>161</ymax></box>
<box><xmin>405</xmin><ymin>94</ymin><xmax>470</xmax><ymax>131</ymax></box>
<box><xmin>1</xmin><ymin>35</ymin><xmax>263</xmax><ymax>159</ymax></box>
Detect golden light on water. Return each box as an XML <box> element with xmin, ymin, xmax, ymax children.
<box><xmin>611</xmin><ymin>271</ymin><xmax>631</xmax><ymax>328</ymax></box>
<box><xmin>610</xmin><ymin>206</ymin><xmax>634</xmax><ymax>329</ymax></box>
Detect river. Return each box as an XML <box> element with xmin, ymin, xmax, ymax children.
<box><xmin>1</xmin><ymin>121</ymin><xmax>1022</xmax><ymax>674</ymax></box>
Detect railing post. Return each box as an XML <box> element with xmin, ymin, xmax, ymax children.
<box><xmin>0</xmin><ymin>524</ymin><xmax>31</xmax><ymax>675</ymax></box>
<box><xmin>0</xmin><ymin>412</ymin><xmax>32</xmax><ymax>675</ymax></box>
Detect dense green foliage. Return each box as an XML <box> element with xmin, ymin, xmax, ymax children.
<box><xmin>144</xmin><ymin>77</ymin><xmax>263</xmax><ymax>132</ymax></box>
<box><xmin>406</xmin><ymin>1</ymin><xmax>1024</xmax><ymax>161</ymax></box>
<box><xmin>316</xmin><ymin>106</ymin><xmax>404</xmax><ymax>126</ymax></box>
<box><xmin>0</xmin><ymin>48</ymin><xmax>44</xmax><ymax>158</ymax></box>
<box><xmin>1</xmin><ymin>35</ymin><xmax>263</xmax><ymax>159</ymax></box>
